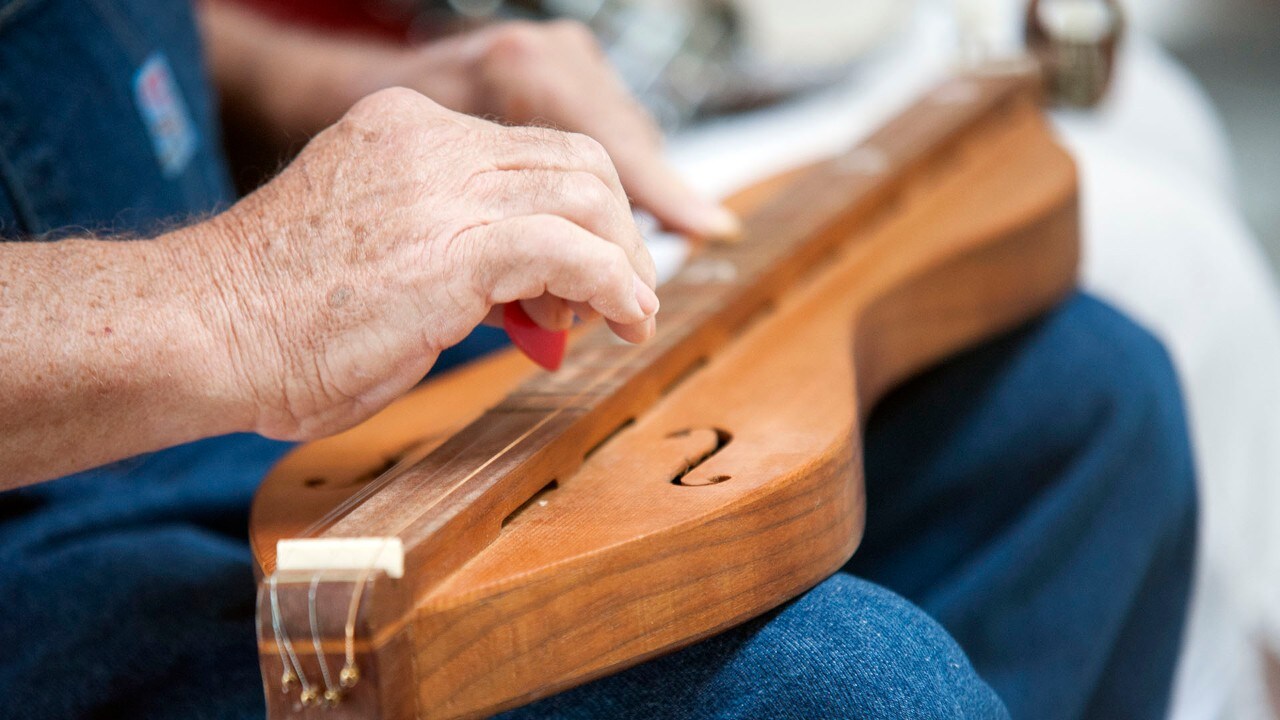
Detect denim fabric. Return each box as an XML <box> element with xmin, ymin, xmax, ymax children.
<box><xmin>500</xmin><ymin>575</ymin><xmax>1006</xmax><ymax>720</ymax></box>
<box><xmin>848</xmin><ymin>296</ymin><xmax>1197</xmax><ymax>719</ymax></box>
<box><xmin>0</xmin><ymin>0</ymin><xmax>234</xmax><ymax>237</ymax></box>
<box><xmin>0</xmin><ymin>2</ymin><xmax>1197</xmax><ymax>719</ymax></box>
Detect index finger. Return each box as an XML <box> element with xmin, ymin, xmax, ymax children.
<box><xmin>608</xmin><ymin>141</ymin><xmax>742</xmax><ymax>243</ymax></box>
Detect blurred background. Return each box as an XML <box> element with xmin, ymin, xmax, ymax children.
<box><xmin>243</xmin><ymin>0</ymin><xmax>1280</xmax><ymax>271</ymax></box>
<box><xmin>1133</xmin><ymin>0</ymin><xmax>1280</xmax><ymax>268</ymax></box>
<box><xmin>231</xmin><ymin>0</ymin><xmax>1280</xmax><ymax>717</ymax></box>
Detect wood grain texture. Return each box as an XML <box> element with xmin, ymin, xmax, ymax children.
<box><xmin>251</xmin><ymin>72</ymin><xmax>1080</xmax><ymax>719</ymax></box>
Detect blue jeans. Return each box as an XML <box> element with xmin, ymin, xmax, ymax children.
<box><xmin>0</xmin><ymin>1</ymin><xmax>1196</xmax><ymax>718</ymax></box>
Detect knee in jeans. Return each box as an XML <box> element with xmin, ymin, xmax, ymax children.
<box><xmin>746</xmin><ymin>576</ymin><xmax>1007</xmax><ymax>719</ymax></box>
<box><xmin>1048</xmin><ymin>296</ymin><xmax>1196</xmax><ymax>519</ymax></box>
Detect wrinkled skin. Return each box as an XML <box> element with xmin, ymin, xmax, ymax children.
<box><xmin>1</xmin><ymin>12</ymin><xmax>705</xmax><ymax>487</ymax></box>
<box><xmin>201</xmin><ymin>88</ymin><xmax>659</xmax><ymax>441</ymax></box>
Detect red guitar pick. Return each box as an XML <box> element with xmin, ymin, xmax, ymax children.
<box><xmin>503</xmin><ymin>302</ymin><xmax>568</xmax><ymax>372</ymax></box>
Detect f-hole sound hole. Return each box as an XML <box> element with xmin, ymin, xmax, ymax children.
<box><xmin>503</xmin><ymin>480</ymin><xmax>559</xmax><ymax>528</ymax></box>
<box><xmin>584</xmin><ymin>418</ymin><xmax>635</xmax><ymax>461</ymax></box>
<box><xmin>685</xmin><ymin>475</ymin><xmax>731</xmax><ymax>486</ymax></box>
<box><xmin>662</xmin><ymin>357</ymin><xmax>708</xmax><ymax>397</ymax></box>
<box><xmin>671</xmin><ymin>428</ymin><xmax>733</xmax><ymax>487</ymax></box>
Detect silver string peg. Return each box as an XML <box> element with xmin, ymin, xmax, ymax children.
<box><xmin>1026</xmin><ymin>0</ymin><xmax>1125</xmax><ymax>107</ymax></box>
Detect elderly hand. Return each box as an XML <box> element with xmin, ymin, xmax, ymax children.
<box><xmin>375</xmin><ymin>21</ymin><xmax>742</xmax><ymax>241</ymax></box>
<box><xmin>202</xmin><ymin>4</ymin><xmax>740</xmax><ymax>242</ymax></box>
<box><xmin>199</xmin><ymin>89</ymin><xmax>658</xmax><ymax>441</ymax></box>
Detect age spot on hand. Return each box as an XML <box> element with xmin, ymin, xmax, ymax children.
<box><xmin>328</xmin><ymin>285</ymin><xmax>354</xmax><ymax>309</ymax></box>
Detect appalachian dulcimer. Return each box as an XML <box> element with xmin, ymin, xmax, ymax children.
<box><xmin>250</xmin><ymin>69</ymin><xmax>1080</xmax><ymax>719</ymax></box>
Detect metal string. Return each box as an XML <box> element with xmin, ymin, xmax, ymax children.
<box><xmin>269</xmin><ymin>573</ymin><xmax>312</xmax><ymax>698</ymax></box>
<box><xmin>309</xmin><ymin>573</ymin><xmax>340</xmax><ymax>704</ymax></box>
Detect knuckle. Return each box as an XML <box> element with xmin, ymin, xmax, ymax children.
<box><xmin>567</xmin><ymin>172</ymin><xmax>613</xmax><ymax>209</ymax></box>
<box><xmin>602</xmin><ymin>242</ymin><xmax>631</xmax><ymax>278</ymax></box>
<box><xmin>532</xmin><ymin>213</ymin><xmax>576</xmax><ymax>241</ymax></box>
<box><xmin>461</xmin><ymin>166</ymin><xmax>499</xmax><ymax>198</ymax></box>
<box><xmin>566</xmin><ymin>132</ymin><xmax>613</xmax><ymax>170</ymax></box>
<box><xmin>547</xmin><ymin>19</ymin><xmax>597</xmax><ymax>47</ymax></box>
<box><xmin>509</xmin><ymin>214</ymin><xmax>568</xmax><ymax>257</ymax></box>
<box><xmin>351</xmin><ymin>86</ymin><xmax>423</xmax><ymax>118</ymax></box>
<box><xmin>485</xmin><ymin>22</ymin><xmax>545</xmax><ymax>65</ymax></box>
<box><xmin>494</xmin><ymin>125</ymin><xmax>546</xmax><ymax>156</ymax></box>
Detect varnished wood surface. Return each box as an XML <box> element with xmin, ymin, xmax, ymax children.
<box><xmin>251</xmin><ymin>72</ymin><xmax>1080</xmax><ymax>719</ymax></box>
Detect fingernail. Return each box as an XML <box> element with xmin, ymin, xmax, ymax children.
<box><xmin>633</xmin><ymin>272</ymin><xmax>660</xmax><ymax>317</ymax></box>
<box><xmin>645</xmin><ymin>315</ymin><xmax>657</xmax><ymax>339</ymax></box>
<box><xmin>699</xmin><ymin>204</ymin><xmax>743</xmax><ymax>242</ymax></box>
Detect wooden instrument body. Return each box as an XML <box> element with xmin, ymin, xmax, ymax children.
<box><xmin>250</xmin><ymin>74</ymin><xmax>1080</xmax><ymax>719</ymax></box>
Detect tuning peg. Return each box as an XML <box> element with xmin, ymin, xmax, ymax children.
<box><xmin>1025</xmin><ymin>0</ymin><xmax>1125</xmax><ymax>107</ymax></box>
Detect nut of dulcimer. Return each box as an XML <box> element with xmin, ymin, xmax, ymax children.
<box><xmin>1025</xmin><ymin>0</ymin><xmax>1125</xmax><ymax>108</ymax></box>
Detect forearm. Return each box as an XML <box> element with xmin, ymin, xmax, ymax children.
<box><xmin>0</xmin><ymin>226</ymin><xmax>251</xmax><ymax>489</ymax></box>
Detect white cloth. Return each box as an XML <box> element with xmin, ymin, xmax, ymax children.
<box><xmin>660</xmin><ymin>4</ymin><xmax>1280</xmax><ymax>718</ymax></box>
